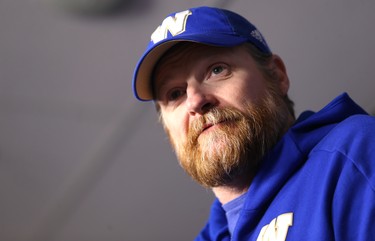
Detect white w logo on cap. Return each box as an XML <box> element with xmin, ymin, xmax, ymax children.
<box><xmin>151</xmin><ymin>10</ymin><xmax>192</xmax><ymax>44</ymax></box>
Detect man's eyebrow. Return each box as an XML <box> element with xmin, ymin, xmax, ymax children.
<box><xmin>153</xmin><ymin>76</ymin><xmax>174</xmax><ymax>97</ymax></box>
<box><xmin>153</xmin><ymin>51</ymin><xmax>232</xmax><ymax>94</ymax></box>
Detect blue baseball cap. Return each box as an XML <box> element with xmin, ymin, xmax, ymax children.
<box><xmin>132</xmin><ymin>6</ymin><xmax>271</xmax><ymax>101</ymax></box>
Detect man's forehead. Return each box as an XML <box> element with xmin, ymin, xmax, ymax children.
<box><xmin>156</xmin><ymin>43</ymin><xmax>240</xmax><ymax>69</ymax></box>
<box><xmin>153</xmin><ymin>43</ymin><xmax>249</xmax><ymax>100</ymax></box>
<box><xmin>154</xmin><ymin>43</ymin><xmax>238</xmax><ymax>80</ymax></box>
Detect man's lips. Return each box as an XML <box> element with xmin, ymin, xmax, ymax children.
<box><xmin>201</xmin><ymin>120</ymin><xmax>227</xmax><ymax>133</ymax></box>
<box><xmin>202</xmin><ymin>123</ymin><xmax>214</xmax><ymax>132</ymax></box>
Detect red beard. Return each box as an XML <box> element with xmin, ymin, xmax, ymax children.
<box><xmin>167</xmin><ymin>90</ymin><xmax>290</xmax><ymax>188</ymax></box>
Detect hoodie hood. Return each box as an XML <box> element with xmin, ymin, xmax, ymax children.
<box><xmin>244</xmin><ymin>92</ymin><xmax>367</xmax><ymax>211</ymax></box>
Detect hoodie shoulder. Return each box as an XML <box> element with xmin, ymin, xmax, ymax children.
<box><xmin>321</xmin><ymin>114</ymin><xmax>375</xmax><ymax>150</ymax></box>
<box><xmin>312</xmin><ymin>114</ymin><xmax>375</xmax><ymax>186</ymax></box>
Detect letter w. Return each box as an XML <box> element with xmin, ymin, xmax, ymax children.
<box><xmin>256</xmin><ymin>213</ymin><xmax>293</xmax><ymax>241</ymax></box>
<box><xmin>151</xmin><ymin>10</ymin><xmax>192</xmax><ymax>44</ymax></box>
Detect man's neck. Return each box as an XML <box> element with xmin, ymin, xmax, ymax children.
<box><xmin>212</xmin><ymin>185</ymin><xmax>248</xmax><ymax>205</ymax></box>
<box><xmin>212</xmin><ymin>176</ymin><xmax>252</xmax><ymax>205</ymax></box>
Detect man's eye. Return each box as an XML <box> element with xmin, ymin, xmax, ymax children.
<box><xmin>212</xmin><ymin>65</ymin><xmax>224</xmax><ymax>75</ymax></box>
<box><xmin>167</xmin><ymin>89</ymin><xmax>185</xmax><ymax>101</ymax></box>
<box><xmin>208</xmin><ymin>64</ymin><xmax>230</xmax><ymax>79</ymax></box>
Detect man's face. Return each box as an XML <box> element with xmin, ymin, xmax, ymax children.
<box><xmin>153</xmin><ymin>43</ymin><xmax>291</xmax><ymax>188</ymax></box>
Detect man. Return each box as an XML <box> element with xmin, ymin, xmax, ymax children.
<box><xmin>132</xmin><ymin>6</ymin><xmax>375</xmax><ymax>241</ymax></box>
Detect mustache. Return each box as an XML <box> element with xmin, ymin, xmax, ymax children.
<box><xmin>188</xmin><ymin>107</ymin><xmax>243</xmax><ymax>140</ymax></box>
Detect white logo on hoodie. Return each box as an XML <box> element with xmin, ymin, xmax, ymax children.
<box><xmin>257</xmin><ymin>213</ymin><xmax>293</xmax><ymax>241</ymax></box>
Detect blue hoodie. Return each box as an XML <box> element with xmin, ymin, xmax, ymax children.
<box><xmin>195</xmin><ymin>93</ymin><xmax>375</xmax><ymax>241</ymax></box>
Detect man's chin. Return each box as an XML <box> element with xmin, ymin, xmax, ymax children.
<box><xmin>197</xmin><ymin>131</ymin><xmax>231</xmax><ymax>153</ymax></box>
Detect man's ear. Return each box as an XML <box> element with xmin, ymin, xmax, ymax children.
<box><xmin>271</xmin><ymin>55</ymin><xmax>290</xmax><ymax>96</ymax></box>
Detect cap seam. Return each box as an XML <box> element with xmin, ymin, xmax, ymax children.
<box><xmin>217</xmin><ymin>8</ymin><xmax>237</xmax><ymax>36</ymax></box>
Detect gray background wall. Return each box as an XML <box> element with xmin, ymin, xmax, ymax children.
<box><xmin>1</xmin><ymin>0</ymin><xmax>374</xmax><ymax>240</ymax></box>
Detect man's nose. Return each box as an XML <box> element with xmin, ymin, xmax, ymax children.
<box><xmin>186</xmin><ymin>84</ymin><xmax>216</xmax><ymax>116</ymax></box>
